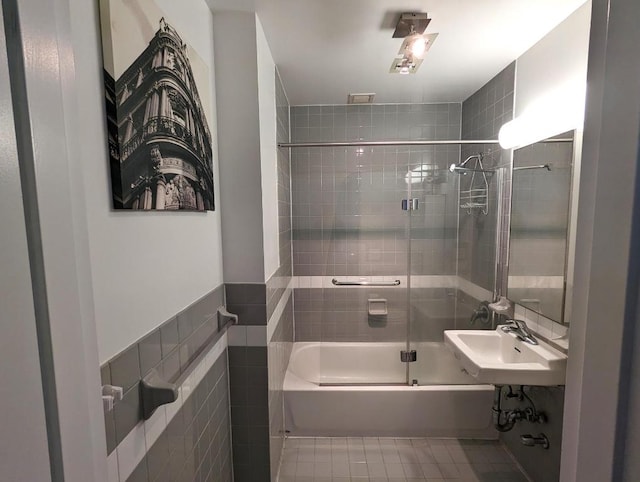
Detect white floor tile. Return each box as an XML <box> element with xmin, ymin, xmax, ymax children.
<box><xmin>277</xmin><ymin>437</ymin><xmax>529</xmax><ymax>482</ymax></box>
<box><xmin>295</xmin><ymin>461</ymin><xmax>315</xmax><ymax>477</ymax></box>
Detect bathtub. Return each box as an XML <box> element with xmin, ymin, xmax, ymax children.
<box><xmin>284</xmin><ymin>342</ymin><xmax>496</xmax><ymax>438</ymax></box>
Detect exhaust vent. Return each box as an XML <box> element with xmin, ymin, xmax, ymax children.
<box><xmin>347</xmin><ymin>93</ymin><xmax>376</xmax><ymax>104</ymax></box>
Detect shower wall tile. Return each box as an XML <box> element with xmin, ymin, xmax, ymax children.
<box><xmin>293</xmin><ymin>287</ymin><xmax>474</xmax><ymax>343</ymax></box>
<box><xmin>290</xmin><ymin>103</ymin><xmax>462</xmax><ymax>279</ymax></box>
<box><xmin>275</xmin><ymin>67</ymin><xmax>292</xmax><ymax>297</ymax></box>
<box><xmin>458</xmin><ymin>62</ymin><xmax>516</xmax><ymax>294</ymax></box>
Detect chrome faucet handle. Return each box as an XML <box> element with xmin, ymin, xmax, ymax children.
<box><xmin>499</xmin><ymin>319</ymin><xmax>519</xmax><ymax>329</ymax></box>
<box><xmin>501</xmin><ymin>319</ymin><xmax>539</xmax><ymax>345</ymax></box>
<box><xmin>512</xmin><ymin>319</ymin><xmax>529</xmax><ymax>331</ymax></box>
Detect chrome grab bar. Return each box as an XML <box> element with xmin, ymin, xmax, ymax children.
<box><xmin>331</xmin><ymin>278</ymin><xmax>401</xmax><ymax>286</ymax></box>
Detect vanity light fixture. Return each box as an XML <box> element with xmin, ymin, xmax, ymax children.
<box><xmin>499</xmin><ymin>78</ymin><xmax>586</xmax><ymax>149</ymax></box>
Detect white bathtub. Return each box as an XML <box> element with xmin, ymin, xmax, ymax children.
<box><xmin>284</xmin><ymin>342</ymin><xmax>496</xmax><ymax>438</ymax></box>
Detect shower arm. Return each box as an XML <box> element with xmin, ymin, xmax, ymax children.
<box><xmin>450</xmin><ymin>166</ymin><xmax>495</xmax><ymax>174</ymax></box>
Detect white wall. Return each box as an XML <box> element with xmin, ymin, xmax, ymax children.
<box><xmin>514</xmin><ymin>2</ymin><xmax>591</xmax><ymax>119</ymax></box>
<box><xmin>213</xmin><ymin>12</ymin><xmax>265</xmax><ymax>284</ymax></box>
<box><xmin>71</xmin><ymin>0</ymin><xmax>224</xmax><ymax>363</ymax></box>
<box><xmin>0</xmin><ymin>3</ymin><xmax>52</xmax><ymax>478</ymax></box>
<box><xmin>214</xmin><ymin>11</ymin><xmax>281</xmax><ymax>283</ymax></box>
<box><xmin>512</xmin><ymin>2</ymin><xmax>591</xmax><ymax>331</ymax></box>
<box><xmin>256</xmin><ymin>15</ymin><xmax>280</xmax><ymax>280</ymax></box>
<box><xmin>562</xmin><ymin>0</ymin><xmax>640</xmax><ymax>479</ymax></box>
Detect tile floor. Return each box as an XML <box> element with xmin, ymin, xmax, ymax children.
<box><xmin>277</xmin><ymin>437</ymin><xmax>530</xmax><ymax>482</ymax></box>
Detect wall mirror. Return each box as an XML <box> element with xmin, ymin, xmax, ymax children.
<box><xmin>507</xmin><ymin>131</ymin><xmax>575</xmax><ymax>325</ymax></box>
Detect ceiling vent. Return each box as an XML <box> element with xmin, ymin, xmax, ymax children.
<box><xmin>347</xmin><ymin>93</ymin><xmax>376</xmax><ymax>104</ymax></box>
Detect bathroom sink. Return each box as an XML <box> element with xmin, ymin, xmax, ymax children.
<box><xmin>444</xmin><ymin>328</ymin><xmax>567</xmax><ymax>386</ymax></box>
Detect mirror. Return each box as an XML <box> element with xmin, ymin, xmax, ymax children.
<box><xmin>507</xmin><ymin>131</ymin><xmax>575</xmax><ymax>324</ymax></box>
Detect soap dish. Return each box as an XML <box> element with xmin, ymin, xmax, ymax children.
<box><xmin>368</xmin><ymin>298</ymin><xmax>388</xmax><ymax>316</ymax></box>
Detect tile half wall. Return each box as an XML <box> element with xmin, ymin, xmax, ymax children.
<box><xmin>101</xmin><ymin>285</ymin><xmax>233</xmax><ymax>482</ymax></box>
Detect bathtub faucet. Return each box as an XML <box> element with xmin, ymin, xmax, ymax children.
<box><xmin>500</xmin><ymin>319</ymin><xmax>538</xmax><ymax>345</ymax></box>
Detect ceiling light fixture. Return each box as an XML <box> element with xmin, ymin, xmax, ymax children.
<box><xmin>398</xmin><ymin>32</ymin><xmax>439</xmax><ymax>60</ymax></box>
<box><xmin>411</xmin><ymin>36</ymin><xmax>427</xmax><ymax>57</ymax></box>
<box><xmin>389</xmin><ymin>56</ymin><xmax>422</xmax><ymax>75</ymax></box>
<box><xmin>389</xmin><ymin>13</ymin><xmax>437</xmax><ymax>75</ymax></box>
<box><xmin>392</xmin><ymin>13</ymin><xmax>431</xmax><ymax>38</ymax></box>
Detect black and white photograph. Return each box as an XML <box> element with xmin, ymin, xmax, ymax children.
<box><xmin>100</xmin><ymin>0</ymin><xmax>215</xmax><ymax>211</ymax></box>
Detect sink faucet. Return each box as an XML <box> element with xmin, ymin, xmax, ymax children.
<box><xmin>501</xmin><ymin>319</ymin><xmax>538</xmax><ymax>345</ymax></box>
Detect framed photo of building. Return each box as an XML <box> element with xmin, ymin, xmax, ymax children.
<box><xmin>99</xmin><ymin>0</ymin><xmax>215</xmax><ymax>211</ymax></box>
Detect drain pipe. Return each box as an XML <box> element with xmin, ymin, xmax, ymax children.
<box><xmin>492</xmin><ymin>385</ymin><xmax>520</xmax><ymax>432</ymax></box>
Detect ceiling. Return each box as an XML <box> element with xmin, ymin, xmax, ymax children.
<box><xmin>207</xmin><ymin>0</ymin><xmax>589</xmax><ymax>105</ymax></box>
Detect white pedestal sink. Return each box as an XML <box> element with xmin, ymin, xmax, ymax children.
<box><xmin>444</xmin><ymin>327</ymin><xmax>567</xmax><ymax>386</ymax></box>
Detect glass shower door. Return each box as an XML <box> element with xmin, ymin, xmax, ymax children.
<box><xmin>406</xmin><ymin>145</ymin><xmax>464</xmax><ymax>385</ymax></box>
<box><xmin>305</xmin><ymin>142</ymin><xmax>411</xmax><ymax>385</ymax></box>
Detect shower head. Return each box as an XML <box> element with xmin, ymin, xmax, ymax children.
<box><xmin>449</xmin><ymin>154</ymin><xmax>483</xmax><ymax>174</ymax></box>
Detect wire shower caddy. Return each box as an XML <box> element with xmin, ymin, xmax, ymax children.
<box><xmin>459</xmin><ymin>154</ymin><xmax>490</xmax><ymax>215</ymax></box>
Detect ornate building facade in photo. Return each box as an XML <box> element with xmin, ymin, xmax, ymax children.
<box><xmin>105</xmin><ymin>18</ymin><xmax>214</xmax><ymax>211</ymax></box>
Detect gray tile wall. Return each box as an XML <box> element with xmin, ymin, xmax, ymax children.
<box><xmin>265</xmin><ymin>69</ymin><xmax>295</xmax><ymax>481</ymax></box>
<box><xmin>275</xmin><ymin>66</ymin><xmax>292</xmax><ymax>284</ymax></box>
<box><xmin>500</xmin><ymin>386</ymin><xmax>565</xmax><ymax>482</ymax></box>
<box><xmin>126</xmin><ymin>352</ymin><xmax>232</xmax><ymax>482</ymax></box>
<box><xmin>102</xmin><ymin>285</ymin><xmax>225</xmax><ymax>454</ymax></box>
<box><xmin>459</xmin><ymin>62</ymin><xmax>515</xmax><ymax>294</ymax></box>
<box><xmin>294</xmin><ymin>287</ymin><xmax>480</xmax><ymax>343</ymax></box>
<box><xmin>268</xmin><ymin>296</ymin><xmax>294</xmax><ymax>480</ymax></box>
<box><xmin>225</xmin><ymin>283</ymin><xmax>267</xmax><ymax>326</ymax></box>
<box><xmin>229</xmin><ymin>345</ymin><xmax>271</xmax><ymax>481</ymax></box>
<box><xmin>227</xmin><ymin>287</ymin><xmax>294</xmax><ymax>482</ymax></box>
<box><xmin>290</xmin><ymin>103</ymin><xmax>461</xmax><ymax>278</ymax></box>
<box><xmin>290</xmin><ymin>103</ymin><xmax>463</xmax><ymax>344</ymax></box>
